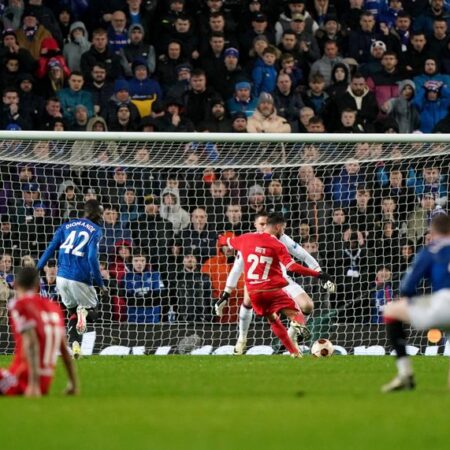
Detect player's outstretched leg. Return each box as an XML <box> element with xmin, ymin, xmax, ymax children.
<box><xmin>67</xmin><ymin>308</ymin><xmax>82</xmax><ymax>359</ymax></box>
<box><xmin>382</xmin><ymin>300</ymin><xmax>415</xmax><ymax>393</ymax></box>
<box><xmin>288</xmin><ymin>293</ymin><xmax>313</xmax><ymax>346</ymax></box>
<box><xmin>267</xmin><ymin>312</ymin><xmax>301</xmax><ymax>358</ymax></box>
<box><xmin>234</xmin><ymin>302</ymin><xmax>253</xmax><ymax>355</ymax></box>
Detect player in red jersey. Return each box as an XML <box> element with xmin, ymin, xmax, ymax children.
<box><xmin>219</xmin><ymin>213</ymin><xmax>333</xmax><ymax>357</ymax></box>
<box><xmin>0</xmin><ymin>267</ymin><xmax>78</xmax><ymax>397</ymax></box>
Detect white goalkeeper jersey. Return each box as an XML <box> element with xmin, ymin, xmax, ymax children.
<box><xmin>225</xmin><ymin>234</ymin><xmax>321</xmax><ymax>289</ymax></box>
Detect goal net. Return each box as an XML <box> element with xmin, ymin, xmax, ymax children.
<box><xmin>0</xmin><ymin>132</ymin><xmax>447</xmax><ymax>356</ymax></box>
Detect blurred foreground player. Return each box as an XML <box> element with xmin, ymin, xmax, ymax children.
<box><xmin>218</xmin><ymin>213</ymin><xmax>333</xmax><ymax>357</ymax></box>
<box><xmin>382</xmin><ymin>215</ymin><xmax>450</xmax><ymax>392</ymax></box>
<box><xmin>0</xmin><ymin>267</ymin><xmax>78</xmax><ymax>397</ymax></box>
<box><xmin>37</xmin><ymin>200</ymin><xmax>107</xmax><ymax>359</ymax></box>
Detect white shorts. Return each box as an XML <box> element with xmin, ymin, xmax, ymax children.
<box><xmin>282</xmin><ymin>276</ymin><xmax>306</xmax><ymax>299</ymax></box>
<box><xmin>56</xmin><ymin>276</ymin><xmax>98</xmax><ymax>310</ymax></box>
<box><xmin>408</xmin><ymin>289</ymin><xmax>450</xmax><ymax>330</ymax></box>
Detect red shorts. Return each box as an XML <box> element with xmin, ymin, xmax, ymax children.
<box><xmin>249</xmin><ymin>289</ymin><xmax>299</xmax><ymax>317</ymax></box>
<box><xmin>0</xmin><ymin>369</ymin><xmax>52</xmax><ymax>396</ymax></box>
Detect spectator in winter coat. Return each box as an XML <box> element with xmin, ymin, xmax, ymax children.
<box><xmin>107</xmin><ymin>10</ymin><xmax>128</xmax><ymax>54</ymax></box>
<box><xmin>212</xmin><ymin>47</ymin><xmax>247</xmax><ymax>100</ymax></box>
<box><xmin>403</xmin><ymin>32</ymin><xmax>432</xmax><ymax>77</ymax></box>
<box><xmin>85</xmin><ymin>63</ymin><xmax>114</xmax><ymax>116</ymax></box>
<box><xmin>273</xmin><ymin>72</ymin><xmax>305</xmax><ymax>122</ymax></box>
<box><xmin>108</xmin><ymin>103</ymin><xmax>138</xmax><ymax>131</ymax></box>
<box><xmin>252</xmin><ymin>46</ymin><xmax>279</xmax><ymax>96</ymax></box>
<box><xmin>382</xmin><ymin>79</ymin><xmax>420</xmax><ymax>132</ymax></box>
<box><xmin>57</xmin><ymin>71</ymin><xmax>94</xmax><ymax>125</ymax></box>
<box><xmin>36</xmin><ymin>37</ymin><xmax>71</xmax><ymax>80</ymax></box>
<box><xmin>326</xmin><ymin>62</ymin><xmax>350</xmax><ymax>98</ymax></box>
<box><xmin>26</xmin><ymin>0</ymin><xmax>62</xmax><ymax>45</ymax></box>
<box><xmin>413</xmin><ymin>79</ymin><xmax>450</xmax><ymax>132</ymax></box>
<box><xmin>288</xmin><ymin>14</ymin><xmax>321</xmax><ymax>67</ymax></box>
<box><xmin>128</xmin><ymin>58</ymin><xmax>162</xmax><ymax>117</ymax></box>
<box><xmin>63</xmin><ymin>21</ymin><xmax>91</xmax><ymax>72</ymax></box>
<box><xmin>200</xmin><ymin>98</ymin><xmax>232</xmax><ymax>132</ymax></box>
<box><xmin>159</xmin><ymin>187</ymin><xmax>190</xmax><ymax>233</ymax></box>
<box><xmin>348</xmin><ymin>11</ymin><xmax>383</xmax><ymax>63</ymax></box>
<box><xmin>413</xmin><ymin>0</ymin><xmax>450</xmax><ymax>36</ymax></box>
<box><xmin>315</xmin><ymin>15</ymin><xmax>346</xmax><ymax>55</ymax></box>
<box><xmin>0</xmin><ymin>87</ymin><xmax>32</xmax><ymax>130</ymax></box>
<box><xmin>156</xmin><ymin>41</ymin><xmax>187</xmax><ymax>93</ymax></box>
<box><xmin>100</xmin><ymin>204</ymin><xmax>132</xmax><ymax>256</ymax></box>
<box><xmin>227</xmin><ymin>81</ymin><xmax>258</xmax><ymax>117</ymax></box>
<box><xmin>302</xmin><ymin>72</ymin><xmax>329</xmax><ymax>116</ymax></box>
<box><xmin>331</xmin><ymin>159</ymin><xmax>366</xmax><ymax>208</ymax></box>
<box><xmin>275</xmin><ymin>1</ymin><xmax>319</xmax><ymax>43</ymax></box>
<box><xmin>278</xmin><ymin>53</ymin><xmax>303</xmax><ymax>89</ymax></box>
<box><xmin>427</xmin><ymin>17</ymin><xmax>450</xmax><ymax>58</ymax></box>
<box><xmin>16</xmin><ymin>9</ymin><xmax>53</xmax><ymax>60</ymax></box>
<box><xmin>0</xmin><ymin>29</ymin><xmax>36</xmax><ymax>75</ymax></box>
<box><xmin>2</xmin><ymin>0</ymin><xmax>25</xmax><ymax>31</ymax></box>
<box><xmin>247</xmin><ymin>92</ymin><xmax>291</xmax><ymax>133</ymax></box>
<box><xmin>156</xmin><ymin>97</ymin><xmax>195</xmax><ymax>132</ymax></box>
<box><xmin>413</xmin><ymin>58</ymin><xmax>450</xmax><ymax>91</ymax></box>
<box><xmin>118</xmin><ymin>23</ymin><xmax>156</xmax><ymax>78</ymax></box>
<box><xmin>104</xmin><ymin>78</ymin><xmax>141</xmax><ymax>126</ymax></box>
<box><xmin>310</xmin><ymin>40</ymin><xmax>346</xmax><ymax>87</ymax></box>
<box><xmin>359</xmin><ymin>40</ymin><xmax>386</xmax><ymax>78</ymax></box>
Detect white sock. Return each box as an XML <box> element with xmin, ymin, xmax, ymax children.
<box><xmin>303</xmin><ymin>313</ymin><xmax>311</xmax><ymax>323</ymax></box>
<box><xmin>396</xmin><ymin>357</ymin><xmax>413</xmax><ymax>378</ymax></box>
<box><xmin>238</xmin><ymin>305</ymin><xmax>253</xmax><ymax>341</ymax></box>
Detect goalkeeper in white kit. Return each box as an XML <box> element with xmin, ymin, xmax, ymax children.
<box><xmin>215</xmin><ymin>212</ymin><xmax>336</xmax><ymax>355</ymax></box>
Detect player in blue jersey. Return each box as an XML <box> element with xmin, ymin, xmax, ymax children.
<box><xmin>382</xmin><ymin>215</ymin><xmax>450</xmax><ymax>392</ymax></box>
<box><xmin>37</xmin><ymin>200</ymin><xmax>107</xmax><ymax>359</ymax></box>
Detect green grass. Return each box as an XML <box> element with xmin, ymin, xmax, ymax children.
<box><xmin>1</xmin><ymin>356</ymin><xmax>450</xmax><ymax>450</ymax></box>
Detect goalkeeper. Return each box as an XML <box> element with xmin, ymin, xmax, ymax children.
<box><xmin>215</xmin><ymin>213</ymin><xmax>336</xmax><ymax>355</ymax></box>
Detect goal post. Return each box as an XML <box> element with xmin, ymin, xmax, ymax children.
<box><xmin>0</xmin><ymin>131</ymin><xmax>447</xmax><ymax>356</ymax></box>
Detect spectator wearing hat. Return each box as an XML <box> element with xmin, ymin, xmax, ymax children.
<box><xmin>36</xmin><ymin>37</ymin><xmax>71</xmax><ymax>80</ymax></box>
<box><xmin>26</xmin><ymin>0</ymin><xmax>63</xmax><ymax>45</ymax></box>
<box><xmin>326</xmin><ymin>62</ymin><xmax>350</xmax><ymax>98</ymax></box>
<box><xmin>382</xmin><ymin>79</ymin><xmax>420</xmax><ymax>133</ymax></box>
<box><xmin>156</xmin><ymin>41</ymin><xmax>187</xmax><ymax>92</ymax></box>
<box><xmin>104</xmin><ymin>78</ymin><xmax>140</xmax><ymax>125</ymax></box>
<box><xmin>0</xmin><ymin>29</ymin><xmax>36</xmax><ymax>75</ymax></box>
<box><xmin>183</xmin><ymin>68</ymin><xmax>217</xmax><ymax>126</ymax></box>
<box><xmin>348</xmin><ymin>11</ymin><xmax>383</xmax><ymax>63</ymax></box>
<box><xmin>157</xmin><ymin>97</ymin><xmax>195</xmax><ymax>132</ymax></box>
<box><xmin>230</xmin><ymin>112</ymin><xmax>248</xmax><ymax>133</ymax></box>
<box><xmin>275</xmin><ymin>1</ymin><xmax>319</xmax><ymax>44</ymax></box>
<box><xmin>18</xmin><ymin>73</ymin><xmax>44</xmax><ymax>128</ymax></box>
<box><xmin>273</xmin><ymin>72</ymin><xmax>304</xmax><ymax>122</ymax></box>
<box><xmin>403</xmin><ymin>32</ymin><xmax>431</xmax><ymax>76</ymax></box>
<box><xmin>252</xmin><ymin>46</ymin><xmax>279</xmax><ymax>96</ymax></box>
<box><xmin>240</xmin><ymin>12</ymin><xmax>275</xmax><ymax>60</ymax></box>
<box><xmin>57</xmin><ymin>71</ymin><xmax>93</xmax><ymax>125</ymax></box>
<box><xmin>287</xmin><ymin>13</ymin><xmax>320</xmax><ymax>64</ymax></box>
<box><xmin>128</xmin><ymin>57</ymin><xmax>162</xmax><ymax>117</ymax></box>
<box><xmin>200</xmin><ymin>98</ymin><xmax>232</xmax><ymax>132</ymax></box>
<box><xmin>0</xmin><ymin>87</ymin><xmax>32</xmax><ymax>130</ymax></box>
<box><xmin>109</xmin><ymin>103</ymin><xmax>138</xmax><ymax>131</ymax></box>
<box><xmin>85</xmin><ymin>63</ymin><xmax>114</xmax><ymax>116</ymax></box>
<box><xmin>87</xmin><ymin>116</ymin><xmax>108</xmax><ymax>132</ymax></box>
<box><xmin>310</xmin><ymin>40</ymin><xmax>346</xmax><ymax>87</ymax></box>
<box><xmin>213</xmin><ymin>47</ymin><xmax>247</xmax><ymax>100</ymax></box>
<box><xmin>413</xmin><ymin>58</ymin><xmax>450</xmax><ymax>92</ymax></box>
<box><xmin>39</xmin><ymin>57</ymin><xmax>66</xmax><ymax>98</ymax></box>
<box><xmin>80</xmin><ymin>28</ymin><xmax>123</xmax><ymax>82</ymax></box>
<box><xmin>359</xmin><ymin>40</ymin><xmax>386</xmax><ymax>78</ymax></box>
<box><xmin>367</xmin><ymin>51</ymin><xmax>404</xmax><ymax>108</ymax></box>
<box><xmin>247</xmin><ymin>92</ymin><xmax>291</xmax><ymax>133</ymax></box>
<box><xmin>16</xmin><ymin>9</ymin><xmax>53</xmax><ymax>60</ymax></box>
<box><xmin>119</xmin><ymin>25</ymin><xmax>156</xmax><ymax>78</ymax></box>
<box><xmin>227</xmin><ymin>80</ymin><xmax>258</xmax><ymax>117</ymax></box>
<box><xmin>413</xmin><ymin>79</ymin><xmax>450</xmax><ymax>132</ymax></box>
<box><xmin>315</xmin><ymin>15</ymin><xmax>345</xmax><ymax>54</ymax></box>
<box><xmin>63</xmin><ymin>21</ymin><xmax>91</xmax><ymax>72</ymax></box>
<box><xmin>166</xmin><ymin>63</ymin><xmax>192</xmax><ymax>99</ymax></box>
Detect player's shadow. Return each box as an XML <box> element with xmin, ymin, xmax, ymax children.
<box><xmin>295</xmin><ymin>391</ymin><xmax>306</xmax><ymax>397</ymax></box>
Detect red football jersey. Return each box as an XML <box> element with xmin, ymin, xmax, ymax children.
<box><xmin>228</xmin><ymin>232</ymin><xmax>298</xmax><ymax>292</ymax></box>
<box><xmin>8</xmin><ymin>294</ymin><xmax>65</xmax><ymax>383</ymax></box>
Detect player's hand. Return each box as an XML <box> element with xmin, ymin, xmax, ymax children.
<box><xmin>318</xmin><ymin>272</ymin><xmax>336</xmax><ymax>294</ymax></box>
<box><xmin>215</xmin><ymin>291</ymin><xmax>230</xmax><ymax>317</ymax></box>
<box><xmin>25</xmin><ymin>384</ymin><xmax>41</xmax><ymax>398</ymax></box>
<box><xmin>65</xmin><ymin>381</ymin><xmax>79</xmax><ymax>396</ymax></box>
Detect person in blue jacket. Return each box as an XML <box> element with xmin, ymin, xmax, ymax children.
<box><xmin>331</xmin><ymin>159</ymin><xmax>366</xmax><ymax>208</ymax></box>
<box><xmin>413</xmin><ymin>79</ymin><xmax>450</xmax><ymax>132</ymax></box>
<box><xmin>252</xmin><ymin>46</ymin><xmax>278</xmax><ymax>96</ymax></box>
<box><xmin>128</xmin><ymin>57</ymin><xmax>162</xmax><ymax>104</ymax></box>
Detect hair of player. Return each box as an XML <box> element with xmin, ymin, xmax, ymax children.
<box><xmin>84</xmin><ymin>199</ymin><xmax>103</xmax><ymax>224</ymax></box>
<box><xmin>431</xmin><ymin>214</ymin><xmax>450</xmax><ymax>235</ymax></box>
<box><xmin>15</xmin><ymin>267</ymin><xmax>40</xmax><ymax>291</ymax></box>
<box><xmin>254</xmin><ymin>211</ymin><xmax>268</xmax><ymax>221</ymax></box>
<box><xmin>266</xmin><ymin>212</ymin><xmax>287</xmax><ymax>226</ymax></box>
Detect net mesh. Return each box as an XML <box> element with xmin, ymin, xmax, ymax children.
<box><xmin>0</xmin><ymin>135</ymin><xmax>447</xmax><ymax>355</ymax></box>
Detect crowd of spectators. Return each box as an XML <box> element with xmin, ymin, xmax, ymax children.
<box><xmin>0</xmin><ymin>141</ymin><xmax>447</xmax><ymax>324</ymax></box>
<box><xmin>3</xmin><ymin>0</ymin><xmax>450</xmax><ymax>133</ymax></box>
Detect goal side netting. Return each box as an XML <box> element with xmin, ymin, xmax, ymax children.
<box><xmin>0</xmin><ymin>132</ymin><xmax>447</xmax><ymax>356</ymax></box>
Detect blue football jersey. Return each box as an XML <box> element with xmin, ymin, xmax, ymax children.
<box><xmin>400</xmin><ymin>238</ymin><xmax>450</xmax><ymax>297</ymax></box>
<box><xmin>37</xmin><ymin>218</ymin><xmax>104</xmax><ymax>288</ymax></box>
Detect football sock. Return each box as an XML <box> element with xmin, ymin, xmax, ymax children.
<box><xmin>68</xmin><ymin>313</ymin><xmax>78</xmax><ymax>345</ymax></box>
<box><xmin>238</xmin><ymin>304</ymin><xmax>253</xmax><ymax>341</ymax></box>
<box><xmin>386</xmin><ymin>319</ymin><xmax>407</xmax><ymax>358</ymax></box>
<box><xmin>396</xmin><ymin>357</ymin><xmax>413</xmax><ymax>378</ymax></box>
<box><xmin>303</xmin><ymin>313</ymin><xmax>310</xmax><ymax>323</ymax></box>
<box><xmin>86</xmin><ymin>308</ymin><xmax>98</xmax><ymax>323</ymax></box>
<box><xmin>270</xmin><ymin>318</ymin><xmax>298</xmax><ymax>355</ymax></box>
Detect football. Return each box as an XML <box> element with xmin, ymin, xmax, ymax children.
<box><xmin>311</xmin><ymin>339</ymin><xmax>334</xmax><ymax>358</ymax></box>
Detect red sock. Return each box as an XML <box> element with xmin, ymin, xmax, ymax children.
<box><xmin>292</xmin><ymin>312</ymin><xmax>305</xmax><ymax>325</ymax></box>
<box><xmin>270</xmin><ymin>318</ymin><xmax>298</xmax><ymax>355</ymax></box>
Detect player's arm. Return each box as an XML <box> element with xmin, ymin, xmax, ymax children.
<box><xmin>59</xmin><ymin>334</ymin><xmax>79</xmax><ymax>395</ymax></box>
<box><xmin>22</xmin><ymin>328</ymin><xmax>41</xmax><ymax>397</ymax></box>
<box><xmin>279</xmin><ymin>234</ymin><xmax>321</xmax><ymax>270</ymax></box>
<box><xmin>88</xmin><ymin>232</ymin><xmax>106</xmax><ymax>292</ymax></box>
<box><xmin>400</xmin><ymin>248</ymin><xmax>432</xmax><ymax>298</ymax></box>
<box><xmin>215</xmin><ymin>252</ymin><xmax>244</xmax><ymax>317</ymax></box>
<box><xmin>37</xmin><ymin>227</ymin><xmax>62</xmax><ymax>270</ymax></box>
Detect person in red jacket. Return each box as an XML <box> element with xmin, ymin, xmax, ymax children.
<box><xmin>36</xmin><ymin>37</ymin><xmax>71</xmax><ymax>80</ymax></box>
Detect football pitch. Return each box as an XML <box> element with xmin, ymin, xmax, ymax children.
<box><xmin>1</xmin><ymin>356</ymin><xmax>450</xmax><ymax>450</ymax></box>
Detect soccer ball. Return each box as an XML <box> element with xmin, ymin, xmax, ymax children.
<box><xmin>311</xmin><ymin>339</ymin><xmax>334</xmax><ymax>358</ymax></box>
